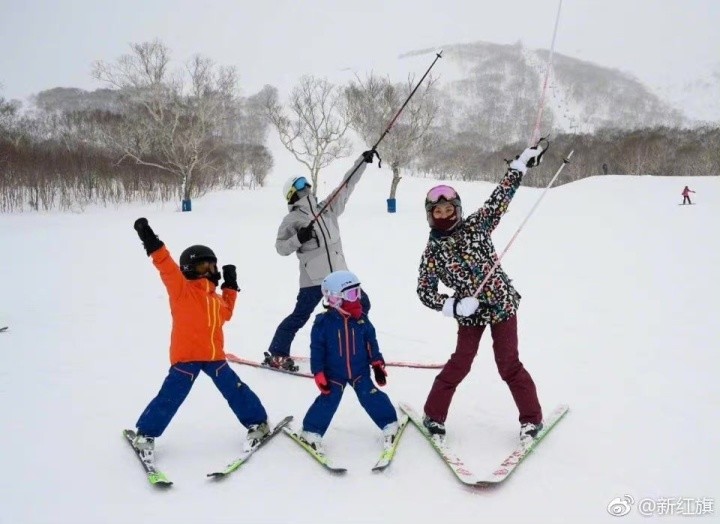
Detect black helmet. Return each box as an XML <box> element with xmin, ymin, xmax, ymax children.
<box><xmin>179</xmin><ymin>245</ymin><xmax>217</xmax><ymax>279</ymax></box>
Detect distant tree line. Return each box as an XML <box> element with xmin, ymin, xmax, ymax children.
<box><xmin>0</xmin><ymin>40</ymin><xmax>273</xmax><ymax>213</ymax></box>
<box><xmin>1</xmin><ymin>40</ymin><xmax>719</xmax><ymax>213</ymax></box>
<box><xmin>416</xmin><ymin>126</ymin><xmax>720</xmax><ymax>187</ymax></box>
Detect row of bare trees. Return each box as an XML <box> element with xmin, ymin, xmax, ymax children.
<box><xmin>263</xmin><ymin>72</ymin><xmax>439</xmax><ymax>201</ymax></box>
<box><xmin>260</xmin><ymin>71</ymin><xmax>718</xmax><ymax>202</ymax></box>
<box><xmin>1</xmin><ymin>41</ymin><xmax>440</xmax><ymax>213</ymax></box>
<box><xmin>417</xmin><ymin>126</ymin><xmax>720</xmax><ymax>187</ymax></box>
<box><xmin>2</xmin><ymin>40</ymin><xmax>718</xmax><ymax>213</ymax></box>
<box><xmin>0</xmin><ymin>40</ymin><xmax>273</xmax><ymax>212</ymax></box>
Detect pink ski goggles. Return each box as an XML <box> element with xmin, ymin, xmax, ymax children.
<box><xmin>327</xmin><ymin>285</ymin><xmax>362</xmax><ymax>306</ymax></box>
<box><xmin>426</xmin><ymin>185</ymin><xmax>459</xmax><ymax>205</ymax></box>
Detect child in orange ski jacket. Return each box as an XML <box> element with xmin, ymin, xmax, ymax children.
<box><xmin>129</xmin><ymin>218</ymin><xmax>269</xmax><ymax>459</ymax></box>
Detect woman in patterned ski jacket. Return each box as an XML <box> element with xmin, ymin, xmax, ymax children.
<box><xmin>416</xmin><ymin>145</ymin><xmax>547</xmax><ymax>443</ymax></box>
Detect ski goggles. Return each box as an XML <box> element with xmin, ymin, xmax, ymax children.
<box><xmin>341</xmin><ymin>285</ymin><xmax>362</xmax><ymax>302</ymax></box>
<box><xmin>285</xmin><ymin>177</ymin><xmax>310</xmax><ymax>201</ymax></box>
<box><xmin>327</xmin><ymin>284</ymin><xmax>362</xmax><ymax>306</ymax></box>
<box><xmin>426</xmin><ymin>185</ymin><xmax>459</xmax><ymax>204</ymax></box>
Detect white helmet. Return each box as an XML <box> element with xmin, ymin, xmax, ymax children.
<box><xmin>283</xmin><ymin>176</ymin><xmax>312</xmax><ymax>202</ymax></box>
<box><xmin>321</xmin><ymin>270</ymin><xmax>362</xmax><ymax>307</ymax></box>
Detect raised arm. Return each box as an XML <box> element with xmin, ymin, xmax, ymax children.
<box><xmin>219</xmin><ymin>265</ymin><xmax>240</xmax><ymax>321</ymax></box>
<box><xmin>151</xmin><ymin>246</ymin><xmax>187</xmax><ymax>300</ymax></box>
<box><xmin>134</xmin><ymin>218</ymin><xmax>186</xmax><ymax>300</ymax></box>
<box><xmin>318</xmin><ymin>150</ymin><xmax>375</xmax><ymax>216</ymax></box>
<box><xmin>469</xmin><ymin>168</ymin><xmax>524</xmax><ymax>233</ymax></box>
<box><xmin>468</xmin><ymin>144</ymin><xmax>547</xmax><ymax>233</ymax></box>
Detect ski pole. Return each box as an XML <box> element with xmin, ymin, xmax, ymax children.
<box><xmin>471</xmin><ymin>0</ymin><xmax>566</xmax><ymax>300</ymax></box>
<box><xmin>309</xmin><ymin>51</ymin><xmax>443</xmax><ymax>223</ymax></box>
<box><xmin>529</xmin><ymin>0</ymin><xmax>563</xmax><ymax>145</ymax></box>
<box><xmin>472</xmin><ymin>151</ymin><xmax>574</xmax><ymax>299</ymax></box>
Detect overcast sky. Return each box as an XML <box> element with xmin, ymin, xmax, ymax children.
<box><xmin>1</xmin><ymin>0</ymin><xmax>719</xmax><ymax>104</ymax></box>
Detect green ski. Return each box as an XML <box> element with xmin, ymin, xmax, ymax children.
<box><xmin>372</xmin><ymin>413</ymin><xmax>410</xmax><ymax>471</ymax></box>
<box><xmin>123</xmin><ymin>429</ymin><xmax>172</xmax><ymax>487</ymax></box>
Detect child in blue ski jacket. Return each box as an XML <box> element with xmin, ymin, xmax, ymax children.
<box><xmin>299</xmin><ymin>270</ymin><xmax>399</xmax><ymax>453</ymax></box>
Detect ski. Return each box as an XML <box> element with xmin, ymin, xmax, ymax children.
<box><xmin>475</xmin><ymin>404</ymin><xmax>569</xmax><ymax>486</ymax></box>
<box><xmin>382</xmin><ymin>361</ymin><xmax>443</xmax><ymax>369</ymax></box>
<box><xmin>123</xmin><ymin>429</ymin><xmax>173</xmax><ymax>487</ymax></box>
<box><xmin>207</xmin><ymin>415</ymin><xmax>293</xmax><ymax>478</ymax></box>
<box><xmin>226</xmin><ymin>353</ymin><xmax>312</xmax><ymax>378</ymax></box>
<box><xmin>0</xmin><ymin>326</ymin><xmax>8</xmax><ymax>333</ymax></box>
<box><xmin>372</xmin><ymin>413</ymin><xmax>410</xmax><ymax>472</ymax></box>
<box><xmin>400</xmin><ymin>402</ymin><xmax>569</xmax><ymax>487</ymax></box>
<box><xmin>282</xmin><ymin>426</ymin><xmax>347</xmax><ymax>474</ymax></box>
<box><xmin>289</xmin><ymin>354</ymin><xmax>444</xmax><ymax>369</ymax></box>
<box><xmin>226</xmin><ymin>352</ymin><xmax>443</xmax><ymax>377</ymax></box>
<box><xmin>399</xmin><ymin>403</ymin><xmax>485</xmax><ymax>486</ymax></box>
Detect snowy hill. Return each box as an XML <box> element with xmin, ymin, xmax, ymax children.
<box><xmin>1</xmin><ymin>149</ymin><xmax>718</xmax><ymax>523</ymax></box>
<box><xmin>405</xmin><ymin>42</ymin><xmax>684</xmax><ymax>150</ymax></box>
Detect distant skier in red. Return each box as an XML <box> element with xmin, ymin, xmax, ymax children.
<box><xmin>681</xmin><ymin>186</ymin><xmax>695</xmax><ymax>205</ymax></box>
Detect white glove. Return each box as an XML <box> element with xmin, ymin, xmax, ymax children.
<box><xmin>456</xmin><ymin>297</ymin><xmax>480</xmax><ymax>316</ymax></box>
<box><xmin>442</xmin><ymin>297</ymin><xmax>480</xmax><ymax>318</ymax></box>
<box><xmin>509</xmin><ymin>145</ymin><xmax>546</xmax><ymax>173</ymax></box>
<box><xmin>442</xmin><ymin>298</ymin><xmax>456</xmax><ymax>318</ymax></box>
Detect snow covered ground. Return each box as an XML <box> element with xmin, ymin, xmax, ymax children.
<box><xmin>1</xmin><ymin>149</ymin><xmax>717</xmax><ymax>523</ymax></box>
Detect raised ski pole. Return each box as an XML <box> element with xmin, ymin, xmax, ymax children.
<box><xmin>529</xmin><ymin>0</ymin><xmax>563</xmax><ymax>146</ymax></box>
<box><xmin>309</xmin><ymin>51</ymin><xmax>443</xmax><ymax>223</ymax></box>
<box><xmin>472</xmin><ymin>150</ymin><xmax>574</xmax><ymax>300</ymax></box>
<box><xmin>470</xmin><ymin>0</ymin><xmax>568</xmax><ymax>300</ymax></box>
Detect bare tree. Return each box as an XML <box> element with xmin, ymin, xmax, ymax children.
<box><xmin>263</xmin><ymin>77</ymin><xmax>351</xmax><ymax>193</ymax></box>
<box><xmin>92</xmin><ymin>39</ymin><xmax>241</xmax><ymax>206</ymax></box>
<box><xmin>0</xmin><ymin>91</ymin><xmax>21</xmax><ymax>140</ymax></box>
<box><xmin>345</xmin><ymin>73</ymin><xmax>438</xmax><ymax>201</ymax></box>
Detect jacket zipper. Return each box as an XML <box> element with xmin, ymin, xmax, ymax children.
<box><xmin>308</xmin><ymin>198</ymin><xmax>334</xmax><ymax>272</ymax></box>
<box><xmin>343</xmin><ymin>316</ymin><xmax>352</xmax><ymax>378</ymax></box>
<box><xmin>205</xmin><ymin>280</ymin><xmax>218</xmax><ymax>360</ymax></box>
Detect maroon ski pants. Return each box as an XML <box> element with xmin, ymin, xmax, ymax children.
<box><xmin>423</xmin><ymin>315</ymin><xmax>542</xmax><ymax>424</ymax></box>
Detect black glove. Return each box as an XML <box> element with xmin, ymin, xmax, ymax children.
<box><xmin>297</xmin><ymin>224</ymin><xmax>314</xmax><ymax>244</ymax></box>
<box><xmin>133</xmin><ymin>217</ymin><xmax>164</xmax><ymax>256</ymax></box>
<box><xmin>362</xmin><ymin>149</ymin><xmax>376</xmax><ymax>164</ymax></box>
<box><xmin>371</xmin><ymin>360</ymin><xmax>387</xmax><ymax>387</ymax></box>
<box><xmin>221</xmin><ymin>264</ymin><xmax>239</xmax><ymax>291</ymax></box>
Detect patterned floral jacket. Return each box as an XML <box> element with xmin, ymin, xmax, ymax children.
<box><xmin>416</xmin><ymin>168</ymin><xmax>524</xmax><ymax>326</ymax></box>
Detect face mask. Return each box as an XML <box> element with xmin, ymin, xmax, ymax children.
<box><xmin>342</xmin><ymin>299</ymin><xmax>363</xmax><ymax>319</ymax></box>
<box><xmin>207</xmin><ymin>270</ymin><xmax>221</xmax><ymax>286</ymax></box>
<box><xmin>432</xmin><ymin>214</ymin><xmax>460</xmax><ymax>232</ymax></box>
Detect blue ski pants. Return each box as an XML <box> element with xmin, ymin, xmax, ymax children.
<box><xmin>268</xmin><ymin>284</ymin><xmax>371</xmax><ymax>357</ymax></box>
<box><xmin>136</xmin><ymin>361</ymin><xmax>267</xmax><ymax>437</ymax></box>
<box><xmin>302</xmin><ymin>374</ymin><xmax>397</xmax><ymax>436</ymax></box>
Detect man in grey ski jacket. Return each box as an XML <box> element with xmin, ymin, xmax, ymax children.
<box><xmin>264</xmin><ymin>150</ymin><xmax>376</xmax><ymax>370</ymax></box>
